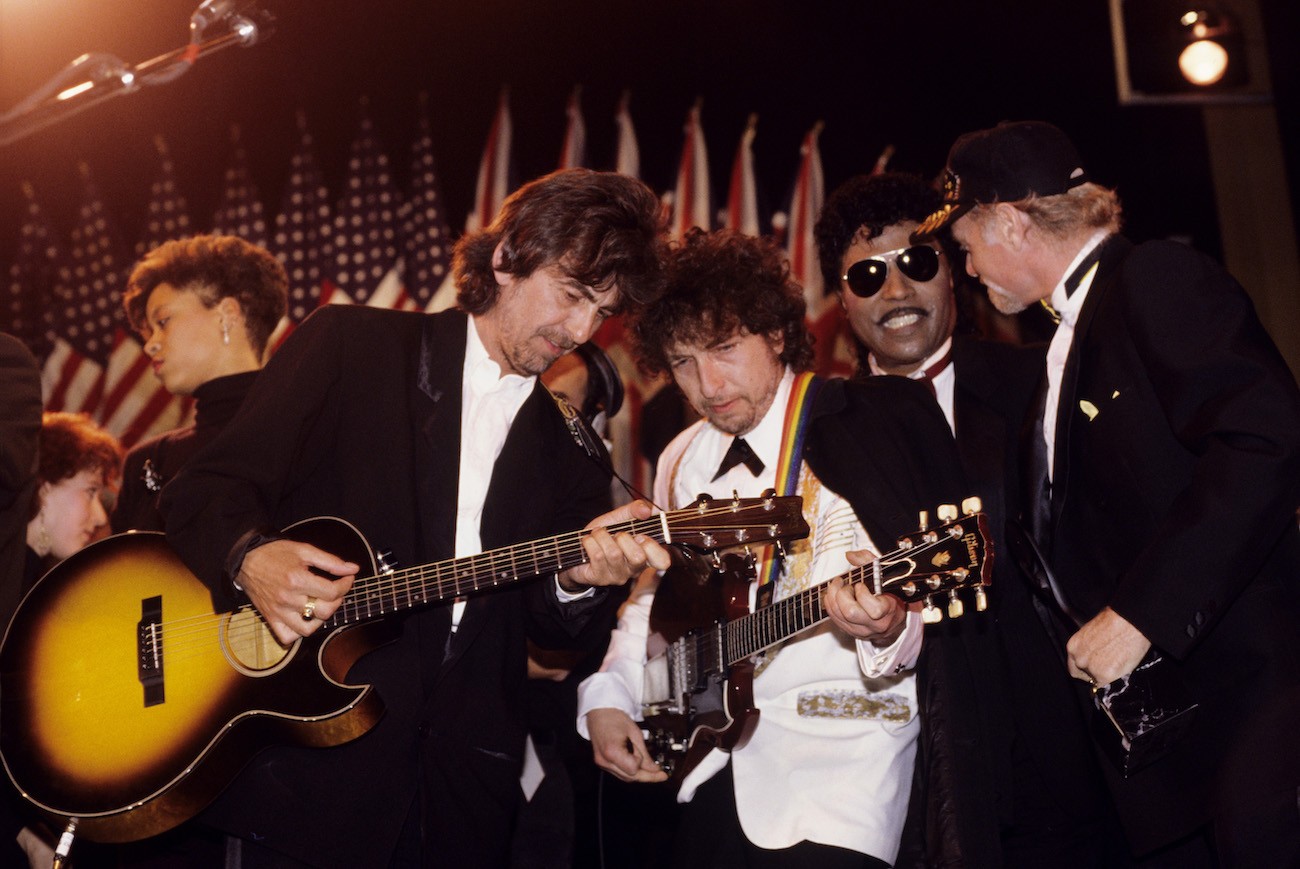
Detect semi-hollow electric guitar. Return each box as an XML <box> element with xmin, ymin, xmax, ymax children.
<box><xmin>0</xmin><ymin>493</ymin><xmax>807</xmax><ymax>843</ymax></box>
<box><xmin>639</xmin><ymin>504</ymin><xmax>991</xmax><ymax>782</ymax></box>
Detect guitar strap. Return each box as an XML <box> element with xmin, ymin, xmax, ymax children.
<box><xmin>755</xmin><ymin>372</ymin><xmax>823</xmax><ymax>605</ymax></box>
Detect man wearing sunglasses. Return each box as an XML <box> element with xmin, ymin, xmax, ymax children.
<box><xmin>915</xmin><ymin>121</ymin><xmax>1300</xmax><ymax>868</ymax></box>
<box><xmin>816</xmin><ymin>172</ymin><xmax>1118</xmax><ymax>869</ymax></box>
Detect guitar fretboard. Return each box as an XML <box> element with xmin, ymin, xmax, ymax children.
<box><xmin>325</xmin><ymin>515</ymin><xmax>662</xmax><ymax>627</ymax></box>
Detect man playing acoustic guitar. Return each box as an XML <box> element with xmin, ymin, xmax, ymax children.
<box><xmin>578</xmin><ymin>229</ymin><xmax>967</xmax><ymax>868</ymax></box>
<box><xmin>158</xmin><ymin>169</ymin><xmax>673</xmax><ymax>868</ymax></box>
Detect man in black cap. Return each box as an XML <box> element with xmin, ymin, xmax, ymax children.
<box><xmin>915</xmin><ymin>120</ymin><xmax>1300</xmax><ymax>867</ymax></box>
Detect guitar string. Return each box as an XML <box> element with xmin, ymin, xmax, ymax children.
<box><xmin>136</xmin><ymin>503</ymin><xmax>800</xmax><ymax>673</ymax></box>
<box><xmin>162</xmin><ymin>509</ymin><xmax>936</xmax><ymax>669</ymax></box>
<box><xmin>722</xmin><ymin>529</ymin><xmax>979</xmax><ymax>666</ymax></box>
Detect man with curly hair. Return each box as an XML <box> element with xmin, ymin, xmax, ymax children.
<box><xmin>578</xmin><ymin>229</ymin><xmax>964</xmax><ymax>868</ymax></box>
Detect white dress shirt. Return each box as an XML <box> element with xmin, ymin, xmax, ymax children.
<box><xmin>1044</xmin><ymin>230</ymin><xmax>1111</xmax><ymax>480</ymax></box>
<box><xmin>453</xmin><ymin>318</ymin><xmax>540</xmax><ymax>627</ymax></box>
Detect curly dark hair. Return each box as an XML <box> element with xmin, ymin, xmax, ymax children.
<box><xmin>814</xmin><ymin>172</ymin><xmax>949</xmax><ymax>292</ymax></box>
<box><xmin>454</xmin><ymin>169</ymin><xmax>665</xmax><ymax>315</ymax></box>
<box><xmin>628</xmin><ymin>229</ymin><xmax>813</xmax><ymax>377</ymax></box>
<box><xmin>31</xmin><ymin>412</ymin><xmax>123</xmax><ymax>518</ymax></box>
<box><xmin>125</xmin><ymin>235</ymin><xmax>289</xmax><ymax>357</ymax></box>
<box><xmin>816</xmin><ymin>171</ymin><xmax>974</xmax><ymax>339</ymax></box>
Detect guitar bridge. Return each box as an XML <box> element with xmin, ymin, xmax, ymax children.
<box><xmin>137</xmin><ymin>595</ymin><xmax>165</xmax><ymax>707</ymax></box>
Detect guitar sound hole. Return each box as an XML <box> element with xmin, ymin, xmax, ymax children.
<box><xmin>220</xmin><ymin>609</ymin><xmax>294</xmax><ymax>675</ymax></box>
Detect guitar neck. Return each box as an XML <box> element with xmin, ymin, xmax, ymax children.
<box><xmin>720</xmin><ymin>563</ymin><xmax>866</xmax><ymax>666</ymax></box>
<box><xmin>327</xmin><ymin>514</ymin><xmax>663</xmax><ymax>627</ymax></box>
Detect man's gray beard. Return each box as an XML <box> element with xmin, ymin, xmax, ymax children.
<box><xmin>987</xmin><ymin>285</ymin><xmax>1027</xmax><ymax>315</ymax></box>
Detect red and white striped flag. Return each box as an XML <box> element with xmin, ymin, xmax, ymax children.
<box><xmin>272</xmin><ymin>112</ymin><xmax>334</xmax><ymax>329</ymax></box>
<box><xmin>327</xmin><ymin>105</ymin><xmax>405</xmax><ymax>309</ymax></box>
<box><xmin>783</xmin><ymin>122</ymin><xmax>851</xmax><ymax>378</ymax></box>
<box><xmin>4</xmin><ymin>182</ymin><xmax>59</xmax><ymax>364</ymax></box>
<box><xmin>100</xmin><ymin>138</ymin><xmax>194</xmax><ymax>447</ymax></box>
<box><xmin>614</xmin><ymin>91</ymin><xmax>639</xmax><ymax>180</ymax></box>
<box><xmin>402</xmin><ymin>96</ymin><xmax>456</xmax><ymax>313</ymax></box>
<box><xmin>557</xmin><ymin>86</ymin><xmax>586</xmax><ymax>171</ymax></box>
<box><xmin>670</xmin><ymin>100</ymin><xmax>711</xmax><ymax>240</ymax></box>
<box><xmin>784</xmin><ymin>121</ymin><xmax>825</xmax><ymax>311</ymax></box>
<box><xmin>465</xmin><ymin>89</ymin><xmax>513</xmax><ymax>234</ymax></box>
<box><xmin>724</xmin><ymin>114</ymin><xmax>760</xmax><ymax>236</ymax></box>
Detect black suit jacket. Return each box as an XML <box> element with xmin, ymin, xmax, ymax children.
<box><xmin>902</xmin><ymin>338</ymin><xmax>1113</xmax><ymax>868</ymax></box>
<box><xmin>160</xmin><ymin>306</ymin><xmax>619</xmax><ymax>868</ymax></box>
<box><xmin>1046</xmin><ymin>236</ymin><xmax>1300</xmax><ymax>853</ymax></box>
<box><xmin>801</xmin><ymin>374</ymin><xmax>967</xmax><ymax>550</ymax></box>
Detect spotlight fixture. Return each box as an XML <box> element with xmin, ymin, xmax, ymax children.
<box><xmin>1109</xmin><ymin>0</ymin><xmax>1269</xmax><ymax>105</ymax></box>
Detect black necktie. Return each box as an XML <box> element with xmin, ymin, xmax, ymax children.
<box><xmin>712</xmin><ymin>437</ymin><xmax>764</xmax><ymax>482</ymax></box>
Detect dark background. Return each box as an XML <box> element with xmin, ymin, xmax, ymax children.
<box><xmin>0</xmin><ymin>0</ymin><xmax>1297</xmax><ymax>267</ymax></box>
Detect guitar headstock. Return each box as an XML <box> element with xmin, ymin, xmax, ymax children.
<box><xmin>664</xmin><ymin>490</ymin><xmax>810</xmax><ymax>554</ymax></box>
<box><xmin>880</xmin><ymin>498</ymin><xmax>992</xmax><ymax>624</ymax></box>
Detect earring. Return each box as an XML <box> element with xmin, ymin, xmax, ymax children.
<box><xmin>222</xmin><ymin>320</ymin><xmax>230</xmax><ymax>345</ymax></box>
<box><xmin>37</xmin><ymin>515</ymin><xmax>51</xmax><ymax>555</ymax></box>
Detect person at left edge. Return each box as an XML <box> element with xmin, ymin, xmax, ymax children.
<box><xmin>112</xmin><ymin>234</ymin><xmax>289</xmax><ymax>533</ymax></box>
<box><xmin>158</xmin><ymin>168</ymin><xmax>672</xmax><ymax>869</ymax></box>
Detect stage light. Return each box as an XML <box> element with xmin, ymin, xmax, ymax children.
<box><xmin>1110</xmin><ymin>0</ymin><xmax>1268</xmax><ymax>105</ymax></box>
<box><xmin>1179</xmin><ymin>38</ymin><xmax>1229</xmax><ymax>85</ymax></box>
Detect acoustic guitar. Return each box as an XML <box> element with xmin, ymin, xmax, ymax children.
<box><xmin>0</xmin><ymin>493</ymin><xmax>808</xmax><ymax>842</ymax></box>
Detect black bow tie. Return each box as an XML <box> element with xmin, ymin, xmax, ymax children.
<box><xmin>713</xmin><ymin>437</ymin><xmax>765</xmax><ymax>482</ymax></box>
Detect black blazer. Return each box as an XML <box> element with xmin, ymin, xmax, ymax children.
<box><xmin>1046</xmin><ymin>236</ymin><xmax>1300</xmax><ymax>853</ymax></box>
<box><xmin>161</xmin><ymin>306</ymin><xmax>619</xmax><ymax>868</ymax></box>
<box><xmin>901</xmin><ymin>338</ymin><xmax>1113</xmax><ymax>868</ymax></box>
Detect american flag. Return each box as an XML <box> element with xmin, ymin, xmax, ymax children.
<box><xmin>614</xmin><ymin>91</ymin><xmax>640</xmax><ymax>180</ymax></box>
<box><xmin>271</xmin><ymin>112</ymin><xmax>334</xmax><ymax>326</ymax></box>
<box><xmin>99</xmin><ymin>139</ymin><xmax>194</xmax><ymax>447</ymax></box>
<box><xmin>782</xmin><ymin>122</ymin><xmax>851</xmax><ymax>378</ymax></box>
<box><xmin>669</xmin><ymin>99</ymin><xmax>711</xmax><ymax>240</ymax></box>
<box><xmin>41</xmin><ymin>165</ymin><xmax>124</xmax><ymax>419</ymax></box>
<box><xmin>211</xmin><ymin>130</ymin><xmax>269</xmax><ymax>249</ymax></box>
<box><xmin>724</xmin><ymin>113</ymin><xmax>760</xmax><ymax>236</ymax></box>
<box><xmin>403</xmin><ymin>97</ymin><xmax>456</xmax><ymax>313</ymax></box>
<box><xmin>327</xmin><ymin>104</ymin><xmax>404</xmax><ymax>308</ymax></box>
<box><xmin>4</xmin><ymin>182</ymin><xmax>58</xmax><ymax>363</ymax></box>
<box><xmin>557</xmin><ymin>86</ymin><xmax>586</xmax><ymax>171</ymax></box>
<box><xmin>465</xmin><ymin>89</ymin><xmax>513</xmax><ymax>234</ymax></box>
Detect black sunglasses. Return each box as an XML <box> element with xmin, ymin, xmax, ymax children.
<box><xmin>841</xmin><ymin>245</ymin><xmax>944</xmax><ymax>298</ymax></box>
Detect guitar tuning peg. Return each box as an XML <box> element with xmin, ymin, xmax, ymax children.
<box><xmin>917</xmin><ymin>510</ymin><xmax>929</xmax><ymax>532</ymax></box>
<box><xmin>922</xmin><ymin>597</ymin><xmax>943</xmax><ymax>624</ymax></box>
<box><xmin>962</xmin><ymin>496</ymin><xmax>982</xmax><ymax>516</ymax></box>
<box><xmin>731</xmin><ymin>491</ymin><xmax>742</xmax><ymax>508</ymax></box>
<box><xmin>937</xmin><ymin>504</ymin><xmax>958</xmax><ymax>522</ymax></box>
<box><xmin>947</xmin><ymin>589</ymin><xmax>964</xmax><ymax>619</ymax></box>
<box><xmin>975</xmin><ymin>586</ymin><xmax>988</xmax><ymax>612</ymax></box>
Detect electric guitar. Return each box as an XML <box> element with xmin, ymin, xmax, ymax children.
<box><xmin>639</xmin><ymin>504</ymin><xmax>991</xmax><ymax>782</ymax></box>
<box><xmin>0</xmin><ymin>493</ymin><xmax>808</xmax><ymax>843</ymax></box>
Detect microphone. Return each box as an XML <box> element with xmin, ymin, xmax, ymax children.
<box><xmin>190</xmin><ymin>0</ymin><xmax>268</xmax><ymax>47</ymax></box>
<box><xmin>191</xmin><ymin>0</ymin><xmax>238</xmax><ymax>37</ymax></box>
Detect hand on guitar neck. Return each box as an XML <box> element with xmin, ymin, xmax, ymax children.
<box><xmin>823</xmin><ymin>548</ymin><xmax>910</xmax><ymax>648</ymax></box>
<box><xmin>556</xmin><ymin>500</ymin><xmax>673</xmax><ymax>593</ymax></box>
<box><xmin>237</xmin><ymin>540</ymin><xmax>360</xmax><ymax>644</ymax></box>
<box><xmin>239</xmin><ymin>500</ymin><xmax>673</xmax><ymax>645</ymax></box>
